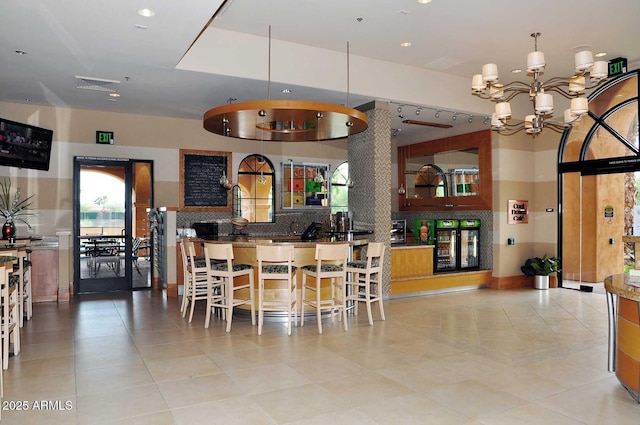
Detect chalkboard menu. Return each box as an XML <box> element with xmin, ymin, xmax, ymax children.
<box><xmin>179</xmin><ymin>149</ymin><xmax>231</xmax><ymax>211</ymax></box>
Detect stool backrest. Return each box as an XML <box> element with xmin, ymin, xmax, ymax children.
<box><xmin>256</xmin><ymin>244</ymin><xmax>295</xmax><ymax>264</ymax></box>
<box><xmin>365</xmin><ymin>242</ymin><xmax>385</xmax><ymax>272</ymax></box>
<box><xmin>315</xmin><ymin>243</ymin><xmax>349</xmax><ymax>265</ymax></box>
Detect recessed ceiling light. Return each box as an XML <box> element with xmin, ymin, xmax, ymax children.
<box><xmin>511</xmin><ymin>69</ymin><xmax>522</xmax><ymax>74</ymax></box>
<box><xmin>400</xmin><ymin>42</ymin><xmax>412</xmax><ymax>47</ymax></box>
<box><xmin>109</xmin><ymin>93</ymin><xmax>121</xmax><ymax>98</ymax></box>
<box><xmin>595</xmin><ymin>52</ymin><xmax>607</xmax><ymax>58</ymax></box>
<box><xmin>281</xmin><ymin>88</ymin><xmax>292</xmax><ymax>94</ymax></box>
<box><xmin>14</xmin><ymin>50</ymin><xmax>27</xmax><ymax>55</ymax></box>
<box><xmin>137</xmin><ymin>8</ymin><xmax>155</xmax><ymax>17</ymax></box>
<box><xmin>418</xmin><ymin>0</ymin><xmax>432</xmax><ymax>3</ymax></box>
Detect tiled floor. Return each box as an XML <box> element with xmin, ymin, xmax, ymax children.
<box><xmin>3</xmin><ymin>284</ymin><xmax>640</xmax><ymax>424</ymax></box>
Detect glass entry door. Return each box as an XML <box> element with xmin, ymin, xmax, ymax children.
<box><xmin>74</xmin><ymin>157</ymin><xmax>153</xmax><ymax>293</ymax></box>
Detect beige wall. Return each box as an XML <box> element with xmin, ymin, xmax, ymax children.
<box><xmin>0</xmin><ymin>101</ymin><xmax>350</xmax><ymax>293</ymax></box>
<box><xmin>492</xmin><ymin>129</ymin><xmax>562</xmax><ymax>278</ymax></box>
<box><xmin>0</xmin><ymin>101</ymin><xmax>350</xmax><ymax>235</ymax></box>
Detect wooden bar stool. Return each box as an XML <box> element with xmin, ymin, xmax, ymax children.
<box><xmin>300</xmin><ymin>243</ymin><xmax>349</xmax><ymax>334</ymax></box>
<box><xmin>180</xmin><ymin>239</ymin><xmax>210</xmax><ymax>323</ymax></box>
<box><xmin>345</xmin><ymin>242</ymin><xmax>386</xmax><ymax>326</ymax></box>
<box><xmin>0</xmin><ymin>255</ymin><xmax>19</xmax><ymax>370</ymax></box>
<box><xmin>203</xmin><ymin>243</ymin><xmax>255</xmax><ymax>332</ymax></box>
<box><xmin>256</xmin><ymin>244</ymin><xmax>297</xmax><ymax>335</ymax></box>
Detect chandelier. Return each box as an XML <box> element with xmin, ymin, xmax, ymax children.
<box><xmin>471</xmin><ymin>32</ymin><xmax>609</xmax><ymax>135</ymax></box>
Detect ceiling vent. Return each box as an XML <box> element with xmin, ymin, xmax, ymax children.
<box><xmin>75</xmin><ymin>75</ymin><xmax>120</xmax><ymax>93</ymax></box>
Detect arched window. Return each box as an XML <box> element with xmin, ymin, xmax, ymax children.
<box><xmin>331</xmin><ymin>161</ymin><xmax>350</xmax><ymax>214</ymax></box>
<box><xmin>237</xmin><ymin>154</ymin><xmax>275</xmax><ymax>223</ymax></box>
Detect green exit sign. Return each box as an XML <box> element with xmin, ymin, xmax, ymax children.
<box><xmin>96</xmin><ymin>131</ymin><xmax>114</xmax><ymax>145</ymax></box>
<box><xmin>608</xmin><ymin>57</ymin><xmax>627</xmax><ymax>77</ymax></box>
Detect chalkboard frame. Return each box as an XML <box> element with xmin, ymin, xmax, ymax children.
<box><xmin>179</xmin><ymin>149</ymin><xmax>232</xmax><ymax>211</ymax></box>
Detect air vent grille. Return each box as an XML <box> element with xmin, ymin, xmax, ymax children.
<box><xmin>75</xmin><ymin>75</ymin><xmax>120</xmax><ymax>93</ymax></box>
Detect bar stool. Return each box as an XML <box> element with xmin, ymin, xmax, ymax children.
<box><xmin>20</xmin><ymin>248</ymin><xmax>32</xmax><ymax>326</ymax></box>
<box><xmin>256</xmin><ymin>244</ymin><xmax>297</xmax><ymax>336</ymax></box>
<box><xmin>203</xmin><ymin>243</ymin><xmax>255</xmax><ymax>332</ymax></box>
<box><xmin>181</xmin><ymin>239</ymin><xmax>210</xmax><ymax>323</ymax></box>
<box><xmin>0</xmin><ymin>255</ymin><xmax>20</xmax><ymax>370</ymax></box>
<box><xmin>345</xmin><ymin>242</ymin><xmax>386</xmax><ymax>326</ymax></box>
<box><xmin>300</xmin><ymin>243</ymin><xmax>349</xmax><ymax>334</ymax></box>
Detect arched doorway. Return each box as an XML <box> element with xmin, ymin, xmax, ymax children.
<box><xmin>558</xmin><ymin>70</ymin><xmax>639</xmax><ymax>287</ymax></box>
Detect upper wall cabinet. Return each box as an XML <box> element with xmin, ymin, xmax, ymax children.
<box><xmin>398</xmin><ymin>129</ymin><xmax>492</xmax><ymax>211</ymax></box>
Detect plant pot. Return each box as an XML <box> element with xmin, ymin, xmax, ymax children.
<box><xmin>534</xmin><ymin>275</ymin><xmax>549</xmax><ymax>290</ymax></box>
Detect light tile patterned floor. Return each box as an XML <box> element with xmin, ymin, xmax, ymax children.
<box><xmin>3</xmin><ymin>284</ymin><xmax>640</xmax><ymax>424</ymax></box>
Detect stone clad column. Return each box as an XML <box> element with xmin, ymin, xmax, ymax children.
<box><xmin>348</xmin><ymin>101</ymin><xmax>392</xmax><ymax>295</ymax></box>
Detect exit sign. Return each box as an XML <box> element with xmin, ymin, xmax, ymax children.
<box><xmin>608</xmin><ymin>57</ymin><xmax>627</xmax><ymax>77</ymax></box>
<box><xmin>96</xmin><ymin>131</ymin><xmax>114</xmax><ymax>145</ymax></box>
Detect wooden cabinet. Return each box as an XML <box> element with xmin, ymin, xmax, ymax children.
<box><xmin>281</xmin><ymin>161</ymin><xmax>330</xmax><ymax>208</ymax></box>
<box><xmin>391</xmin><ymin>245</ymin><xmax>490</xmax><ymax>296</ymax></box>
<box><xmin>31</xmin><ymin>248</ymin><xmax>59</xmax><ymax>302</ymax></box>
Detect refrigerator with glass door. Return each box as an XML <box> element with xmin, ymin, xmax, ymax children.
<box><xmin>434</xmin><ymin>219</ymin><xmax>459</xmax><ymax>273</ymax></box>
<box><xmin>459</xmin><ymin>219</ymin><xmax>480</xmax><ymax>271</ymax></box>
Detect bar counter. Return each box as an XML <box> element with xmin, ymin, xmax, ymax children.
<box><xmin>178</xmin><ymin>236</ymin><xmax>370</xmax><ymax>313</ymax></box>
<box><xmin>605</xmin><ymin>274</ymin><xmax>640</xmax><ymax>402</ymax></box>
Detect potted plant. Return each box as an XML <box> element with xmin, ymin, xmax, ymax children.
<box><xmin>521</xmin><ymin>254</ymin><xmax>560</xmax><ymax>290</ymax></box>
<box><xmin>0</xmin><ymin>178</ymin><xmax>36</xmax><ymax>239</ymax></box>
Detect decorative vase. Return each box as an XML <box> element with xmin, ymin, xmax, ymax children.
<box><xmin>2</xmin><ymin>220</ymin><xmax>15</xmax><ymax>240</ymax></box>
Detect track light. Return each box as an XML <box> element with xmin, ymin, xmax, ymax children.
<box><xmin>435</xmin><ymin>110</ymin><xmax>440</xmax><ymax>118</ymax></box>
<box><xmin>397</xmin><ymin>105</ymin><xmax>403</xmax><ymax>113</ymax></box>
<box><xmin>415</xmin><ymin>108</ymin><xmax>421</xmax><ymax>116</ymax></box>
<box><xmin>452</xmin><ymin>114</ymin><xmax>457</xmax><ymax>121</ymax></box>
<box><xmin>468</xmin><ymin>116</ymin><xmax>473</xmax><ymax>123</ymax></box>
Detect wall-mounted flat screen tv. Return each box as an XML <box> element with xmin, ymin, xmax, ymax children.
<box><xmin>0</xmin><ymin>118</ymin><xmax>53</xmax><ymax>171</ymax></box>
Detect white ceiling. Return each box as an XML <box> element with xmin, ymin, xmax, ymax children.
<box><xmin>1</xmin><ymin>0</ymin><xmax>639</xmax><ymax>144</ymax></box>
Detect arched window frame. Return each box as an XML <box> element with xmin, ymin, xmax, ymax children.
<box><xmin>237</xmin><ymin>154</ymin><xmax>275</xmax><ymax>223</ymax></box>
<box><xmin>331</xmin><ymin>161</ymin><xmax>350</xmax><ymax>214</ymax></box>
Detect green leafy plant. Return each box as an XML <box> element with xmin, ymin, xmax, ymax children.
<box><xmin>0</xmin><ymin>178</ymin><xmax>37</xmax><ymax>229</ymax></box>
<box><xmin>521</xmin><ymin>254</ymin><xmax>560</xmax><ymax>276</ymax></box>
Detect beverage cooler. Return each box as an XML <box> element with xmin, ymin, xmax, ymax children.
<box><xmin>459</xmin><ymin>219</ymin><xmax>480</xmax><ymax>271</ymax></box>
<box><xmin>434</xmin><ymin>219</ymin><xmax>481</xmax><ymax>273</ymax></box>
<box><xmin>434</xmin><ymin>219</ymin><xmax>458</xmax><ymax>273</ymax></box>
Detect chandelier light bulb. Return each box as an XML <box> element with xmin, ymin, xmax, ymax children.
<box><xmin>569</xmin><ymin>76</ymin><xmax>586</xmax><ymax>94</ymax></box>
<box><xmin>574</xmin><ymin>50</ymin><xmax>594</xmax><ymax>72</ymax></box>
<box><xmin>471</xmin><ymin>74</ymin><xmax>485</xmax><ymax>93</ymax></box>
<box><xmin>591</xmin><ymin>61</ymin><xmax>609</xmax><ymax>80</ymax></box>
<box><xmin>490</xmin><ymin>113</ymin><xmax>504</xmax><ymax>129</ymax></box>
<box><xmin>489</xmin><ymin>84</ymin><xmax>504</xmax><ymax>99</ymax></box>
<box><xmin>534</xmin><ymin>93</ymin><xmax>553</xmax><ymax>114</ymax></box>
<box><xmin>570</xmin><ymin>97</ymin><xmax>589</xmax><ymax>115</ymax></box>
<box><xmin>564</xmin><ymin>108</ymin><xmax>579</xmax><ymax>124</ymax></box>
<box><xmin>524</xmin><ymin>115</ymin><xmax>535</xmax><ymax>129</ymax></box>
<box><xmin>495</xmin><ymin>102</ymin><xmax>511</xmax><ymax>119</ymax></box>
<box><xmin>526</xmin><ymin>51</ymin><xmax>546</xmax><ymax>72</ymax></box>
<box><xmin>482</xmin><ymin>63</ymin><xmax>498</xmax><ymax>83</ymax></box>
